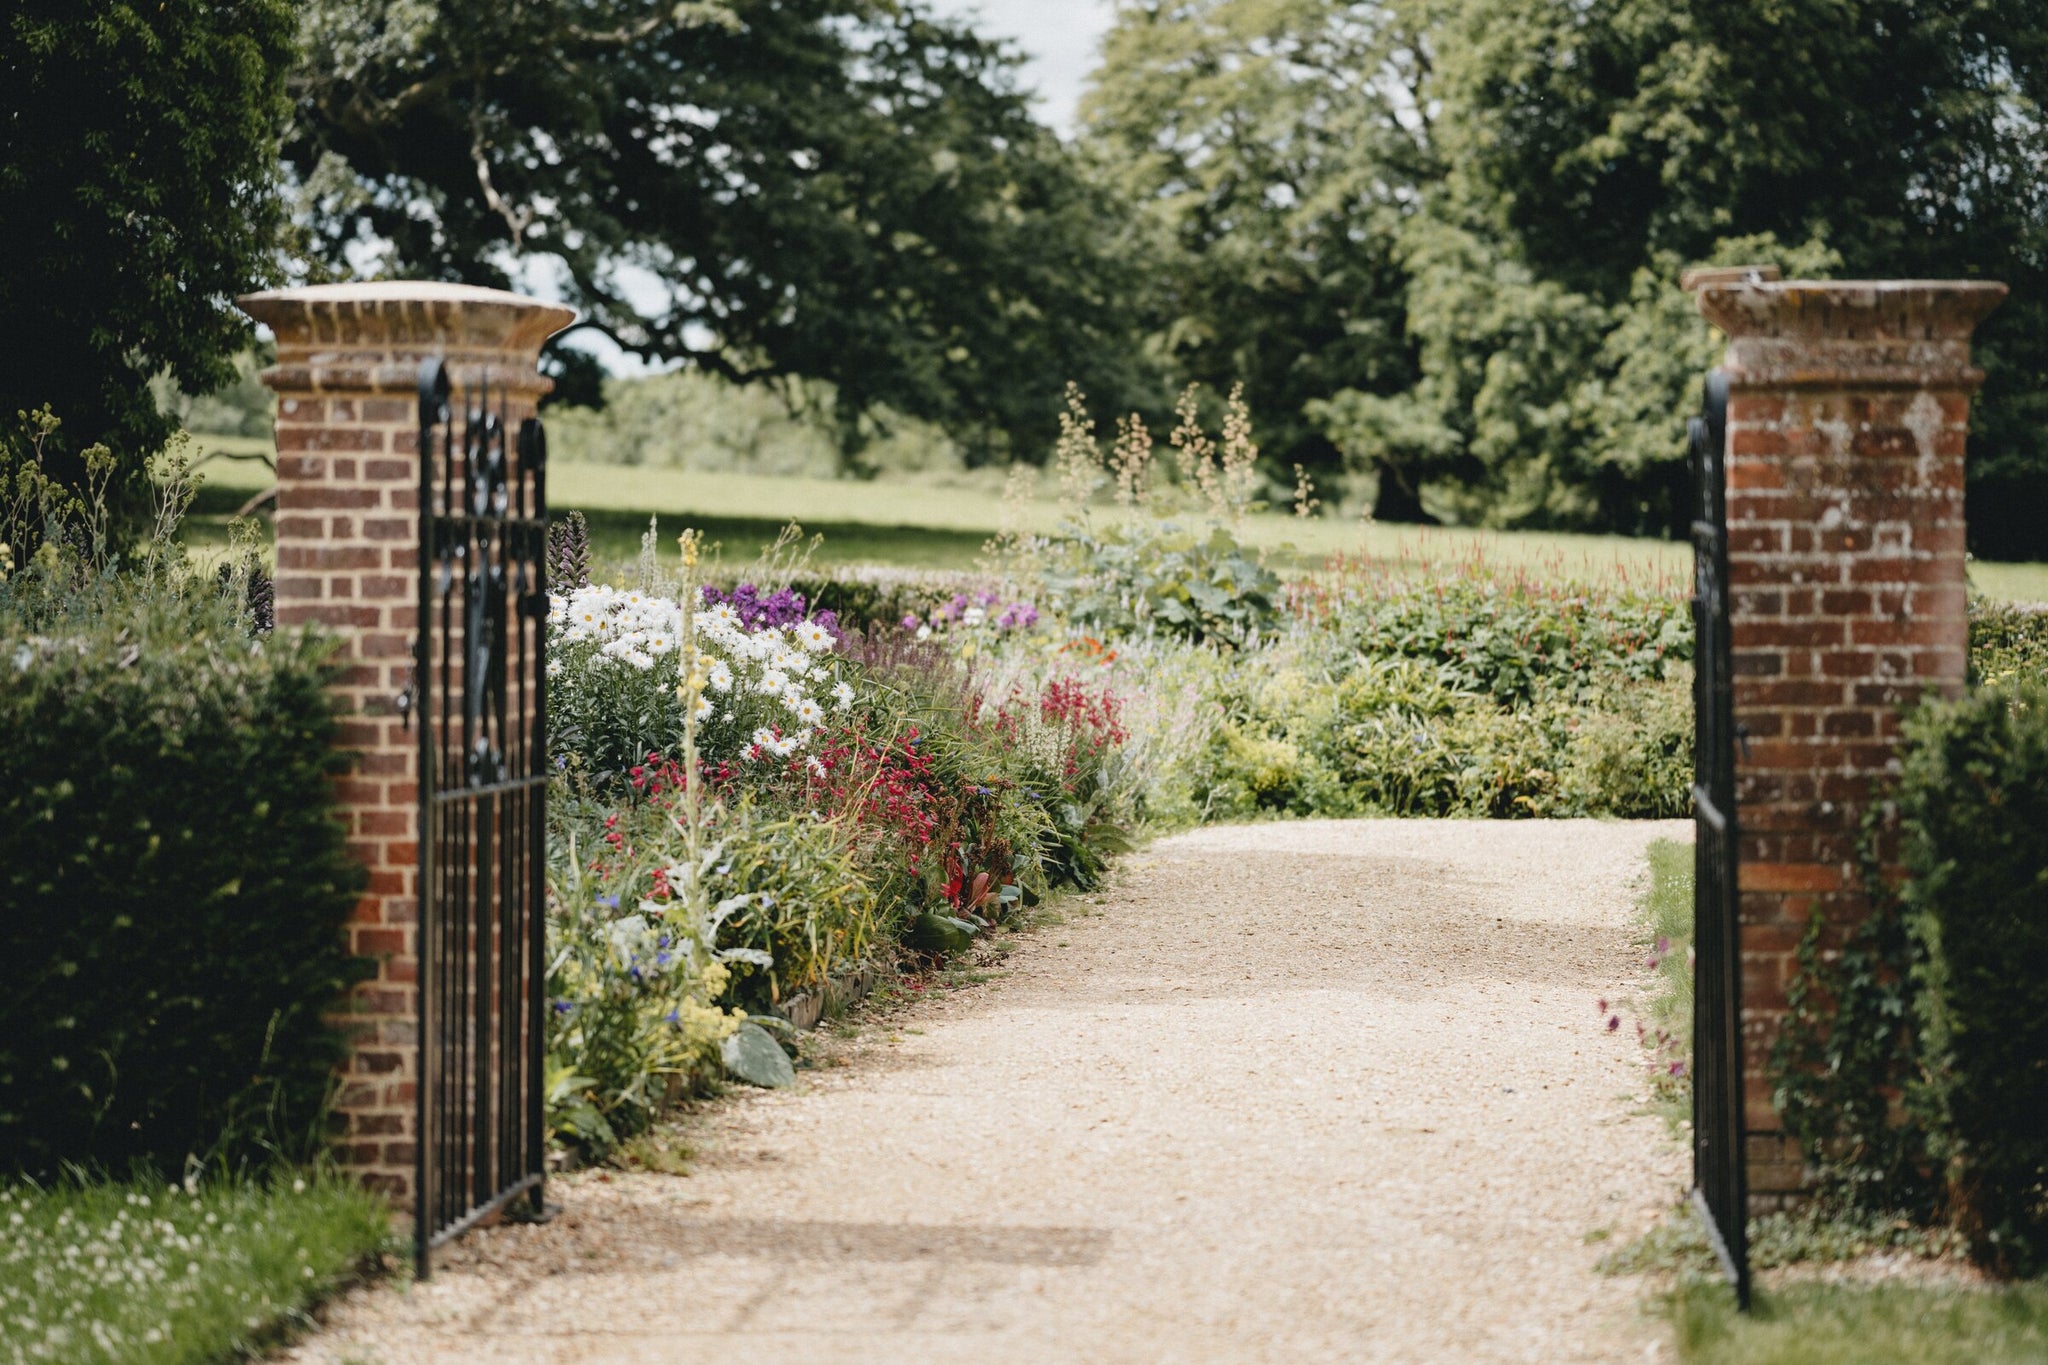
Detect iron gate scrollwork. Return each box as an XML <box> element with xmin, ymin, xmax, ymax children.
<box><xmin>414</xmin><ymin>359</ymin><xmax>550</xmax><ymax>1276</ymax></box>
<box><xmin>1689</xmin><ymin>368</ymin><xmax>1750</xmax><ymax>1309</ymax></box>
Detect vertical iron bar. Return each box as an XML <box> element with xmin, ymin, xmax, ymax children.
<box><xmin>1690</xmin><ymin>369</ymin><xmax>1750</xmax><ymax>1310</ymax></box>
<box><xmin>526</xmin><ymin>416</ymin><xmax>549</xmax><ymax>1213</ymax></box>
<box><xmin>413</xmin><ymin>360</ymin><xmax>444</xmax><ymax>1280</ymax></box>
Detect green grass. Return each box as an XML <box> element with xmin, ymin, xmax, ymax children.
<box><xmin>1629</xmin><ymin>838</ymin><xmax>1696</xmax><ymax>1123</ymax></box>
<box><xmin>1674</xmin><ymin>1279</ymin><xmax>2048</xmax><ymax>1363</ymax></box>
<box><xmin>0</xmin><ymin>1172</ymin><xmax>390</xmax><ymax>1364</ymax></box>
<box><xmin>181</xmin><ymin>441</ymin><xmax>2048</xmax><ymax>597</ymax></box>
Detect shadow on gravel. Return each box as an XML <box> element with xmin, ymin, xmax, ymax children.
<box><xmin>598</xmin><ymin>1218</ymin><xmax>1111</xmax><ymax>1268</ymax></box>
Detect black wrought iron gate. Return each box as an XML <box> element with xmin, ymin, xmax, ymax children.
<box><xmin>413</xmin><ymin>359</ymin><xmax>550</xmax><ymax>1275</ymax></box>
<box><xmin>1689</xmin><ymin>369</ymin><xmax>1750</xmax><ymax>1308</ymax></box>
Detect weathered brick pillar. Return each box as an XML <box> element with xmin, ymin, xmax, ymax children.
<box><xmin>236</xmin><ymin>283</ymin><xmax>573</xmax><ymax>1201</ymax></box>
<box><xmin>1693</xmin><ymin>278</ymin><xmax>2005</xmax><ymax>1206</ymax></box>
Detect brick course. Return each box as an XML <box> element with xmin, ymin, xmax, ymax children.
<box><xmin>237</xmin><ymin>283</ymin><xmax>573</xmax><ymax>1206</ymax></box>
<box><xmin>1692</xmin><ymin>279</ymin><xmax>2004</xmax><ymax>1208</ymax></box>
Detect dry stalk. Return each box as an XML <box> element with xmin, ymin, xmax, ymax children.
<box><xmin>1111</xmin><ymin>413</ymin><xmax>1154</xmax><ymax>512</ymax></box>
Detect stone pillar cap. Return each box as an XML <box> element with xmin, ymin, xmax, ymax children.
<box><xmin>238</xmin><ymin>281</ymin><xmax>577</xmax><ymax>352</ymax></box>
<box><xmin>1695</xmin><ymin>279</ymin><xmax>2005</xmax><ymax>341</ymax></box>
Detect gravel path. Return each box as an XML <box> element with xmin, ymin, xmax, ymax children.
<box><xmin>289</xmin><ymin>818</ymin><xmax>1692</xmax><ymax>1364</ymax></box>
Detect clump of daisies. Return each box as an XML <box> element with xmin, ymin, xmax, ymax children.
<box><xmin>547</xmin><ymin>581</ymin><xmax>858</xmax><ymax>777</ymax></box>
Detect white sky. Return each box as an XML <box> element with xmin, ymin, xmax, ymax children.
<box><xmin>926</xmin><ymin>0</ymin><xmax>1119</xmax><ymax>135</ymax></box>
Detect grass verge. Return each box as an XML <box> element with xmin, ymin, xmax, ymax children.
<box><xmin>0</xmin><ymin>1171</ymin><xmax>390</xmax><ymax>1364</ymax></box>
<box><xmin>1672</xmin><ymin>1279</ymin><xmax>2048</xmax><ymax>1364</ymax></box>
<box><xmin>181</xmin><ymin>441</ymin><xmax>2048</xmax><ymax>598</ymax></box>
<box><xmin>1631</xmin><ymin>838</ymin><xmax>1694</xmax><ymax>1126</ymax></box>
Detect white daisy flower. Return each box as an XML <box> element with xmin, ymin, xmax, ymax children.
<box><xmin>546</xmin><ymin>657</ymin><xmax>562</xmax><ymax>678</ymax></box>
<box><xmin>702</xmin><ymin>602</ymin><xmax>741</xmax><ymax>630</ymax></box>
<box><xmin>645</xmin><ymin>633</ymin><xmax>673</xmax><ymax>655</ymax></box>
<box><xmin>760</xmin><ymin>668</ymin><xmax>791</xmax><ymax>695</ymax></box>
<box><xmin>831</xmin><ymin>680</ymin><xmax>856</xmax><ymax>710</ymax></box>
<box><xmin>769</xmin><ymin>646</ymin><xmax>807</xmax><ymax>675</ymax></box>
<box><xmin>806</xmin><ymin>755</ymin><xmax>828</xmax><ymax>779</ymax></box>
<box><xmin>962</xmin><ymin>606</ymin><xmax>986</xmax><ymax>627</ymax></box>
<box><xmin>751</xmin><ymin>727</ymin><xmax>779</xmax><ymax>749</ymax></box>
<box><xmin>793</xmin><ymin>620</ymin><xmax>833</xmax><ymax>650</ymax></box>
<box><xmin>790</xmin><ymin>696</ymin><xmax>823</xmax><ymax>725</ymax></box>
<box><xmin>706</xmin><ymin>659</ymin><xmax>734</xmax><ymax>692</ymax></box>
<box><xmin>625</xmin><ymin>649</ymin><xmax>655</xmax><ymax>671</ymax></box>
<box><xmin>693</xmin><ymin>694</ymin><xmax>713</xmax><ymax>721</ymax></box>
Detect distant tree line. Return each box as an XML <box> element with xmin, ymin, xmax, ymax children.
<box><xmin>4</xmin><ymin>0</ymin><xmax>2044</xmax><ymax>552</ymax></box>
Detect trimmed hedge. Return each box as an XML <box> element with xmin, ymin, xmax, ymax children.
<box><xmin>1899</xmin><ymin>683</ymin><xmax>2048</xmax><ymax>1275</ymax></box>
<box><xmin>0</xmin><ymin>589</ymin><xmax>367</xmax><ymax>1176</ymax></box>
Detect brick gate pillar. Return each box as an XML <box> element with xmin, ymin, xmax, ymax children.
<box><xmin>1692</xmin><ymin>278</ymin><xmax>2005</xmax><ymax>1207</ymax></box>
<box><xmin>236</xmin><ymin>283</ymin><xmax>574</xmax><ymax>1203</ymax></box>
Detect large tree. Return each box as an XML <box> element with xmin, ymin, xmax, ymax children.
<box><xmin>0</xmin><ymin>1</ymin><xmax>296</xmax><ymax>479</ymax></box>
<box><xmin>1325</xmin><ymin>0</ymin><xmax>2048</xmax><ymax>542</ymax></box>
<box><xmin>287</xmin><ymin>0</ymin><xmax>1155</xmax><ymax>460</ymax></box>
<box><xmin>1419</xmin><ymin>0</ymin><xmax>2048</xmax><ymax>546</ymax></box>
<box><xmin>1081</xmin><ymin>0</ymin><xmax>1440</xmax><ymax>498</ymax></box>
<box><xmin>1090</xmin><ymin>0</ymin><xmax>2048</xmax><ymax>544</ymax></box>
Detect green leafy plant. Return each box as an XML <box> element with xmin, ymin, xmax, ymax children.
<box><xmin>543</xmin><ymin>815</ymin><xmax>745</xmax><ymax>1157</ymax></box>
<box><xmin>0</xmin><ymin>572</ymin><xmax>366</xmax><ymax>1177</ymax></box>
<box><xmin>1048</xmin><ymin>518</ymin><xmax>1281</xmax><ymax>647</ymax></box>
<box><xmin>1896</xmin><ymin>682</ymin><xmax>2048</xmax><ymax>1275</ymax></box>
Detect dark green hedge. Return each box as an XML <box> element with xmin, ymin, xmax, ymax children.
<box><xmin>0</xmin><ymin>592</ymin><xmax>367</xmax><ymax>1176</ymax></box>
<box><xmin>1899</xmin><ymin>683</ymin><xmax>2048</xmax><ymax>1275</ymax></box>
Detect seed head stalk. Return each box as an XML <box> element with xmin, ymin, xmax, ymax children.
<box><xmin>675</xmin><ymin>530</ymin><xmax>707</xmax><ymax>886</ymax></box>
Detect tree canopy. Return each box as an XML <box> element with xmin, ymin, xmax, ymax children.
<box><xmin>4</xmin><ymin>0</ymin><xmax>2042</xmax><ymax>552</ymax></box>
<box><xmin>0</xmin><ymin>0</ymin><xmax>295</xmax><ymax>478</ymax></box>
<box><xmin>1081</xmin><ymin>0</ymin><xmax>1438</xmax><ymax>507</ymax></box>
<box><xmin>286</xmin><ymin>0</ymin><xmax>1156</xmax><ymax>459</ymax></box>
<box><xmin>1085</xmin><ymin>0</ymin><xmax>2048</xmax><ymax>548</ymax></box>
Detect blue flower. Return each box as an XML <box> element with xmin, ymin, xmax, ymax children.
<box><xmin>552</xmin><ymin>999</ymin><xmax>575</xmax><ymax>1015</ymax></box>
<box><xmin>597</xmin><ymin>894</ymin><xmax>619</xmax><ymax>909</ymax></box>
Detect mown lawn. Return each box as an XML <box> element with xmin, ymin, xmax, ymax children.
<box><xmin>183</xmin><ymin>438</ymin><xmax>2048</xmax><ymax>599</ymax></box>
<box><xmin>1674</xmin><ymin>1279</ymin><xmax>2048</xmax><ymax>1364</ymax></box>
<box><xmin>0</xmin><ymin>1172</ymin><xmax>390</xmax><ymax>1364</ymax></box>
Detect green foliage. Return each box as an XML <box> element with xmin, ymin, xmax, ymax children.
<box><xmin>0</xmin><ymin>569</ymin><xmax>368</xmax><ymax>1178</ymax></box>
<box><xmin>543</xmin><ymin>809</ymin><xmax>743</xmax><ymax>1156</ymax></box>
<box><xmin>1081</xmin><ymin>0</ymin><xmax>1437</xmax><ymax>480</ymax></box>
<box><xmin>0</xmin><ymin>1172</ymin><xmax>390</xmax><ymax>1365</ymax></box>
<box><xmin>1600</xmin><ymin>1202</ymin><xmax>1964</xmax><ymax>1278</ymax></box>
<box><xmin>687</xmin><ymin>800</ymin><xmax>886</xmax><ymax>1011</ymax></box>
<box><xmin>1048</xmin><ymin>519</ymin><xmax>1282</xmax><ymax>648</ymax></box>
<box><xmin>547</xmin><ymin>370</ymin><xmax>963</xmax><ymax>479</ymax></box>
<box><xmin>1771</xmin><ymin>677</ymin><xmax>2048</xmax><ymax>1274</ymax></box>
<box><xmin>1969</xmin><ymin>600</ymin><xmax>2048</xmax><ymax>689</ymax></box>
<box><xmin>287</xmin><ymin>0</ymin><xmax>1156</xmax><ymax>459</ymax></box>
<box><xmin>1087</xmin><ymin>0</ymin><xmax>2048</xmax><ymax>547</ymax></box>
<box><xmin>1771</xmin><ymin>826</ymin><xmax>1937</xmax><ymax>1219</ymax></box>
<box><xmin>1171</xmin><ymin>567</ymin><xmax>1697</xmax><ymax>821</ymax></box>
<box><xmin>1897</xmin><ymin>684</ymin><xmax>2048</xmax><ymax>1275</ymax></box>
<box><xmin>1330</xmin><ymin>575</ymin><xmax>1693</xmax><ymax>704</ymax></box>
<box><xmin>0</xmin><ymin>1</ymin><xmax>295</xmax><ymax>492</ymax></box>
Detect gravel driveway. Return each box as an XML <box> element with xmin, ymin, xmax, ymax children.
<box><xmin>289</xmin><ymin>818</ymin><xmax>1691</xmax><ymax>1364</ymax></box>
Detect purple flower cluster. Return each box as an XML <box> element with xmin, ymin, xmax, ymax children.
<box><xmin>701</xmin><ymin>583</ymin><xmax>840</xmax><ymax>639</ymax></box>
<box><xmin>903</xmin><ymin>589</ymin><xmax>1039</xmax><ymax>634</ymax></box>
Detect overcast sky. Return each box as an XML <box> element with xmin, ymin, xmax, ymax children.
<box><xmin>926</xmin><ymin>0</ymin><xmax>1119</xmax><ymax>135</ymax></box>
